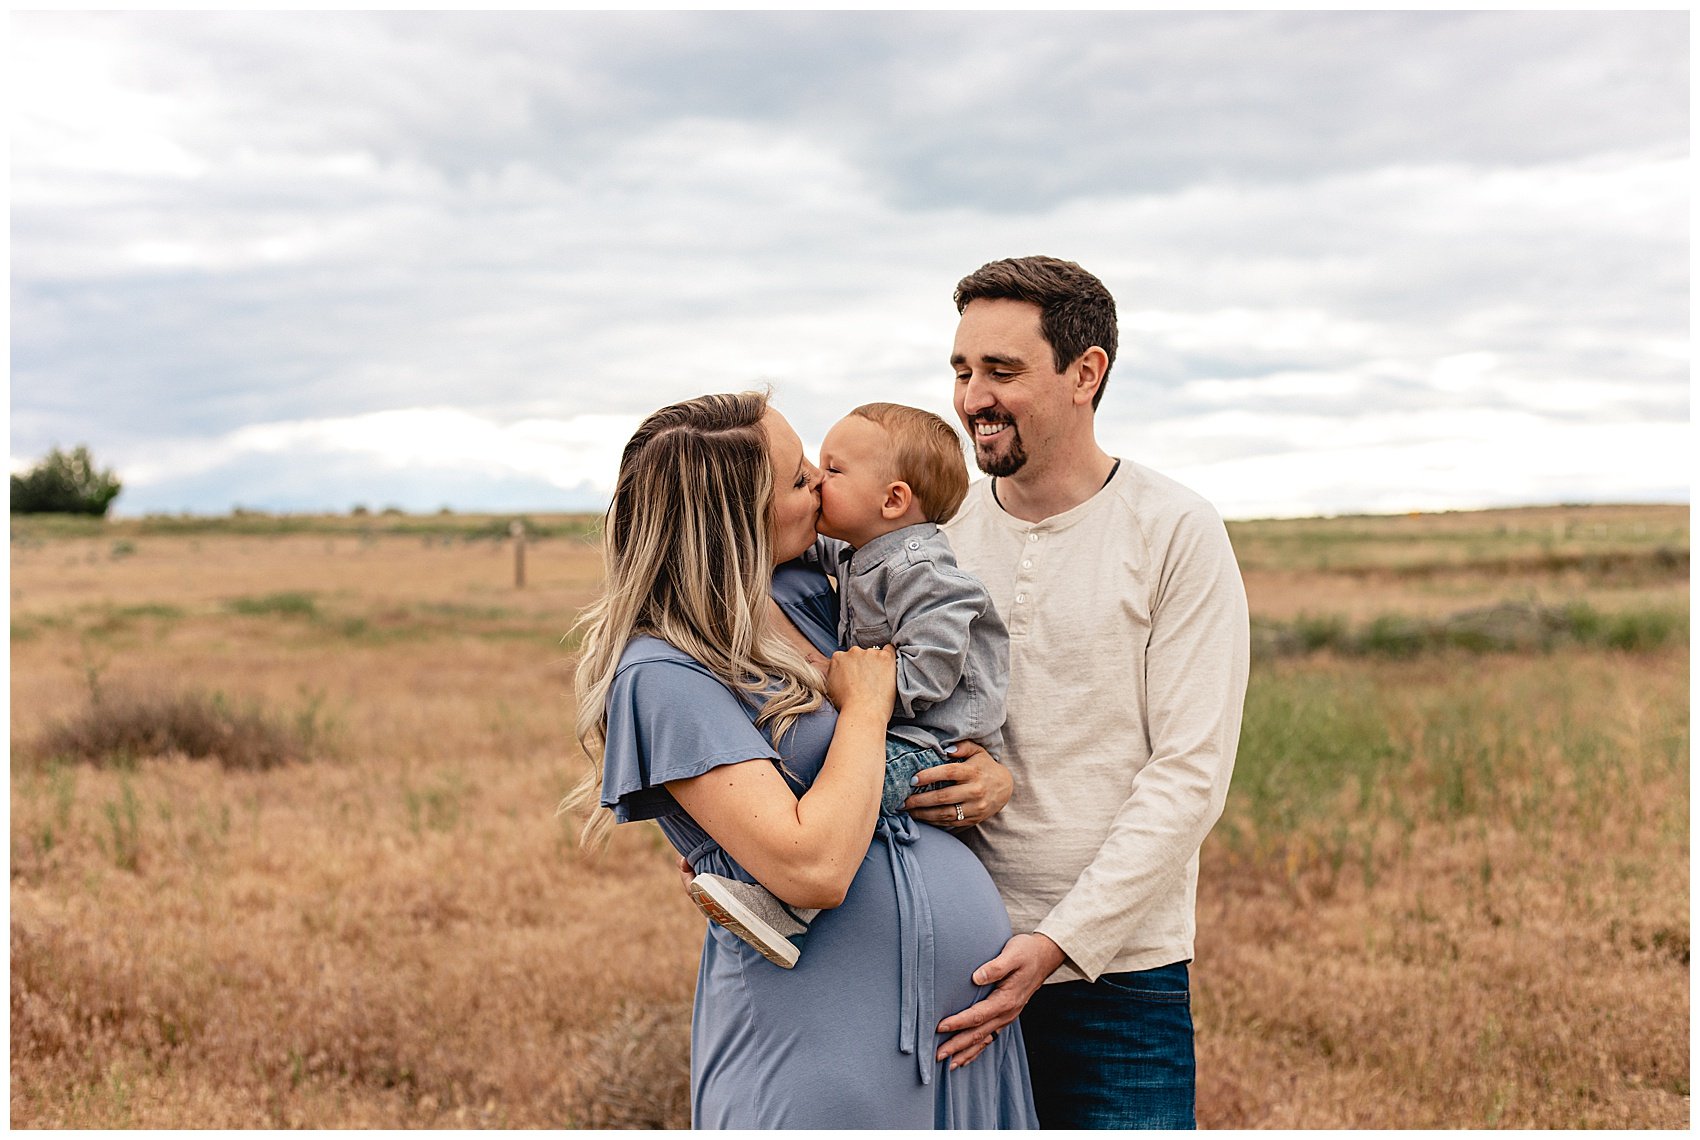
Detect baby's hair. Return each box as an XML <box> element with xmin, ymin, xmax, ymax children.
<box><xmin>849</xmin><ymin>402</ymin><xmax>969</xmax><ymax>524</ymax></box>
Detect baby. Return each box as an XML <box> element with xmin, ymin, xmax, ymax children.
<box><xmin>689</xmin><ymin>401</ymin><xmax>1009</xmax><ymax>967</ymax></box>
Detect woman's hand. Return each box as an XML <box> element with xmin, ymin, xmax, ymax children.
<box><xmin>667</xmin><ymin>646</ymin><xmax>893</xmax><ymax>911</ymax></box>
<box><xmin>824</xmin><ymin>644</ymin><xmax>897</xmax><ymax>717</ymax></box>
<box><xmin>901</xmin><ymin>740</ymin><xmax>1012</xmax><ymax>829</ymax></box>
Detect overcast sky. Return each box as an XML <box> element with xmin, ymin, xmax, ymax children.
<box><xmin>10</xmin><ymin>10</ymin><xmax>1690</xmax><ymax>519</ymax></box>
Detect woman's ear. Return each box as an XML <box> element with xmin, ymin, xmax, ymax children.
<box><xmin>881</xmin><ymin>481</ymin><xmax>915</xmax><ymax>520</ymax></box>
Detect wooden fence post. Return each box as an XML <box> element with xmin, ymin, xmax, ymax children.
<box><xmin>510</xmin><ymin>520</ymin><xmax>526</xmax><ymax>589</ymax></box>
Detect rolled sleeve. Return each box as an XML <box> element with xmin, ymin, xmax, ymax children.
<box><xmin>881</xmin><ymin>560</ymin><xmax>987</xmax><ymax>717</ymax></box>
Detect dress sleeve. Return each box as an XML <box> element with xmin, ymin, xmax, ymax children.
<box><xmin>600</xmin><ymin>658</ymin><xmax>782</xmax><ymax>823</ymax></box>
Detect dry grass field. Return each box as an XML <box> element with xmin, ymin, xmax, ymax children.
<box><xmin>9</xmin><ymin>503</ymin><xmax>1689</xmax><ymax>1128</ymax></box>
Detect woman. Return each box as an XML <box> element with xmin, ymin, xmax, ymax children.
<box><xmin>564</xmin><ymin>392</ymin><xmax>1037</xmax><ymax>1128</ymax></box>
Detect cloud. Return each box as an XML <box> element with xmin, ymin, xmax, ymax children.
<box><xmin>110</xmin><ymin>407</ymin><xmax>640</xmax><ymax>513</ymax></box>
<box><xmin>1140</xmin><ymin>415</ymin><xmax>1693</xmax><ymax>519</ymax></box>
<box><xmin>9</xmin><ymin>11</ymin><xmax>1689</xmax><ymax>518</ymax></box>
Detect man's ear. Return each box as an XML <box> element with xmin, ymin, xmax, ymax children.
<box><xmin>881</xmin><ymin>481</ymin><xmax>915</xmax><ymax>520</ymax></box>
<box><xmin>1072</xmin><ymin>346</ymin><xmax>1109</xmax><ymax>408</ymax></box>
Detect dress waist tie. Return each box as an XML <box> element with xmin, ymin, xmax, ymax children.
<box><xmin>682</xmin><ymin>836</ymin><xmax>721</xmax><ymax>872</ymax></box>
<box><xmin>876</xmin><ymin>812</ymin><xmax>935</xmax><ymax>1085</ymax></box>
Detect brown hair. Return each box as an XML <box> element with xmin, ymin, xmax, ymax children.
<box><xmin>953</xmin><ymin>255</ymin><xmax>1119</xmax><ymax>410</ymax></box>
<box><xmin>849</xmin><ymin>402</ymin><xmax>969</xmax><ymax>524</ymax></box>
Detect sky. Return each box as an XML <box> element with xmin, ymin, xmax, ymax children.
<box><xmin>9</xmin><ymin>10</ymin><xmax>1690</xmax><ymax>520</ymax></box>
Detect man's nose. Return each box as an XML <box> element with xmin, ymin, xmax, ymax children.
<box><xmin>960</xmin><ymin>375</ymin><xmax>996</xmax><ymax>415</ymax></box>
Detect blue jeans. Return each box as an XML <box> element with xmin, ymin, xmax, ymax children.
<box><xmin>1020</xmin><ymin>960</ymin><xmax>1195</xmax><ymax>1129</ymax></box>
<box><xmin>881</xmin><ymin>737</ymin><xmax>947</xmax><ymax>815</ymax></box>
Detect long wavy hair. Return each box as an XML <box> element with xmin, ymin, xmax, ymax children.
<box><xmin>561</xmin><ymin>391</ymin><xmax>825</xmax><ymax>850</ymax></box>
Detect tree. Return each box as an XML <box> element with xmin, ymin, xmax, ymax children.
<box><xmin>11</xmin><ymin>445</ymin><xmax>123</xmax><ymax>516</ymax></box>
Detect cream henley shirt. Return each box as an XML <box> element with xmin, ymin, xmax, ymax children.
<box><xmin>943</xmin><ymin>459</ymin><xmax>1249</xmax><ymax>984</ymax></box>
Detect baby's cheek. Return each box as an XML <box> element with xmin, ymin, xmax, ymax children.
<box><xmin>817</xmin><ymin>484</ymin><xmax>844</xmax><ymax>526</ymax></box>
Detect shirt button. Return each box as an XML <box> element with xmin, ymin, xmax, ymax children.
<box><xmin>1021</xmin><ymin>559</ymin><xmax>1032</xmax><ymax>569</ymax></box>
<box><xmin>1027</xmin><ymin>533</ymin><xmax>1039</xmax><ymax>543</ymax></box>
<box><xmin>907</xmin><ymin>540</ymin><xmax>920</xmax><ymax>550</ymax></box>
<box><xmin>1015</xmin><ymin>593</ymin><xmax>1027</xmax><ymax>604</ymax></box>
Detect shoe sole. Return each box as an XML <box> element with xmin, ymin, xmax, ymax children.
<box><xmin>687</xmin><ymin>876</ymin><xmax>800</xmax><ymax>969</ymax></box>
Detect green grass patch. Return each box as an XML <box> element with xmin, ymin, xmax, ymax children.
<box><xmin>1253</xmin><ymin>602</ymin><xmax>1687</xmax><ymax>661</ymax></box>
<box><xmin>18</xmin><ymin>604</ymin><xmax>185</xmax><ymax>642</ymax></box>
<box><xmin>1227</xmin><ymin>506</ymin><xmax>1688</xmax><ymax>576</ymax></box>
<box><xmin>98</xmin><ymin>779</ymin><xmax>143</xmax><ymax>872</ymax></box>
<box><xmin>225</xmin><ymin>592</ymin><xmax>320</xmax><ymax>619</ymax></box>
<box><xmin>11</xmin><ymin>613</ymin><xmax>70</xmax><ymax>641</ymax></box>
<box><xmin>109</xmin><ymin>603</ymin><xmax>185</xmax><ymax>621</ymax></box>
<box><xmin>1228</xmin><ymin>670</ymin><xmax>1399</xmax><ymax>840</ymax></box>
<box><xmin>215</xmin><ymin>592</ymin><xmax>556</xmax><ymax>645</ymax></box>
<box><xmin>403</xmin><ymin>771</ymin><xmax>467</xmax><ymax>835</ymax></box>
<box><xmin>1581</xmin><ymin>605</ymin><xmax>1688</xmax><ymax>651</ymax></box>
<box><xmin>1222</xmin><ymin>649</ymin><xmax>1689</xmax><ymax>895</ymax></box>
<box><xmin>414</xmin><ymin>601</ymin><xmax>518</xmax><ymax>621</ymax></box>
<box><xmin>79</xmin><ymin>603</ymin><xmax>188</xmax><ymax>642</ymax></box>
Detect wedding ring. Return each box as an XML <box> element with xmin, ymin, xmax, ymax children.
<box><xmin>954</xmin><ymin>804</ymin><xmax>965</xmax><ymax>822</ymax></box>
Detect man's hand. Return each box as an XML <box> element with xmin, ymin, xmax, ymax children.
<box><xmin>936</xmin><ymin>932</ymin><xmax>1066</xmax><ymax>1068</ymax></box>
<box><xmin>676</xmin><ymin>856</ymin><xmax>694</xmax><ymax>893</ymax></box>
<box><xmin>902</xmin><ymin>740</ymin><xmax>1013</xmax><ymax>828</ymax></box>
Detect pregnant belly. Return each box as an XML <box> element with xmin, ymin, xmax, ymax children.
<box><xmin>690</xmin><ymin>819</ymin><xmax>1014</xmax><ymax>1122</ymax></box>
<box><xmin>695</xmin><ymin>821</ymin><xmax>1012</xmax><ymax>1042</ymax></box>
<box><xmin>905</xmin><ymin>822</ymin><xmax>1014</xmax><ymax>1017</ymax></box>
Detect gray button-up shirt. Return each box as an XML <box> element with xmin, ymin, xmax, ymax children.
<box><xmin>811</xmin><ymin>524</ymin><xmax>1008</xmax><ymax>758</ymax></box>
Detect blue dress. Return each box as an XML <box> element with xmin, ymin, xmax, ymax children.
<box><xmin>600</xmin><ymin>561</ymin><xmax>1038</xmax><ymax>1128</ymax></box>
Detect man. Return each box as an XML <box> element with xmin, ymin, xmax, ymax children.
<box><xmin>915</xmin><ymin>255</ymin><xmax>1250</xmax><ymax>1128</ymax></box>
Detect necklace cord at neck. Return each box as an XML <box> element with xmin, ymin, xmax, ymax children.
<box><xmin>991</xmin><ymin>458</ymin><xmax>1121</xmax><ymax>511</ymax></box>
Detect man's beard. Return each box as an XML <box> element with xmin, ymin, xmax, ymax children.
<box><xmin>972</xmin><ymin>419</ymin><xmax>1027</xmax><ymax>478</ymax></box>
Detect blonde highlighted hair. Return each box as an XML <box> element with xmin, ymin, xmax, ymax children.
<box><xmin>560</xmin><ymin>391</ymin><xmax>825</xmax><ymax>851</ymax></box>
<box><xmin>849</xmin><ymin>402</ymin><xmax>969</xmax><ymax>524</ymax></box>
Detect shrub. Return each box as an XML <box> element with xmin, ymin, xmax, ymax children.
<box><xmin>569</xmin><ymin>1003</ymin><xmax>691</xmax><ymax>1128</ymax></box>
<box><xmin>11</xmin><ymin>446</ymin><xmax>122</xmax><ymax>516</ymax></box>
<box><xmin>1440</xmin><ymin>601</ymin><xmax>1567</xmax><ymax>653</ymax></box>
<box><xmin>1561</xmin><ymin>601</ymin><xmax>1606</xmax><ymax>642</ymax></box>
<box><xmin>1601</xmin><ymin>608</ymin><xmax>1686</xmax><ymax>652</ymax></box>
<box><xmin>1293</xmin><ymin>613</ymin><xmax>1349</xmax><ymax>653</ymax></box>
<box><xmin>34</xmin><ymin>689</ymin><xmax>329</xmax><ymax>770</ymax></box>
<box><xmin>1357</xmin><ymin>615</ymin><xmax>1428</xmax><ymax>659</ymax></box>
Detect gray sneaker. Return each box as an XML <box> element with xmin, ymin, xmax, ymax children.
<box><xmin>688</xmin><ymin>873</ymin><xmax>819</xmax><ymax>969</ymax></box>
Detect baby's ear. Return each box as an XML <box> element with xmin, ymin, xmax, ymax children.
<box><xmin>882</xmin><ymin>481</ymin><xmax>914</xmax><ymax>519</ymax></box>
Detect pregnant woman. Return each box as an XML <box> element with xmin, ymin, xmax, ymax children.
<box><xmin>562</xmin><ymin>391</ymin><xmax>1036</xmax><ymax>1128</ymax></box>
